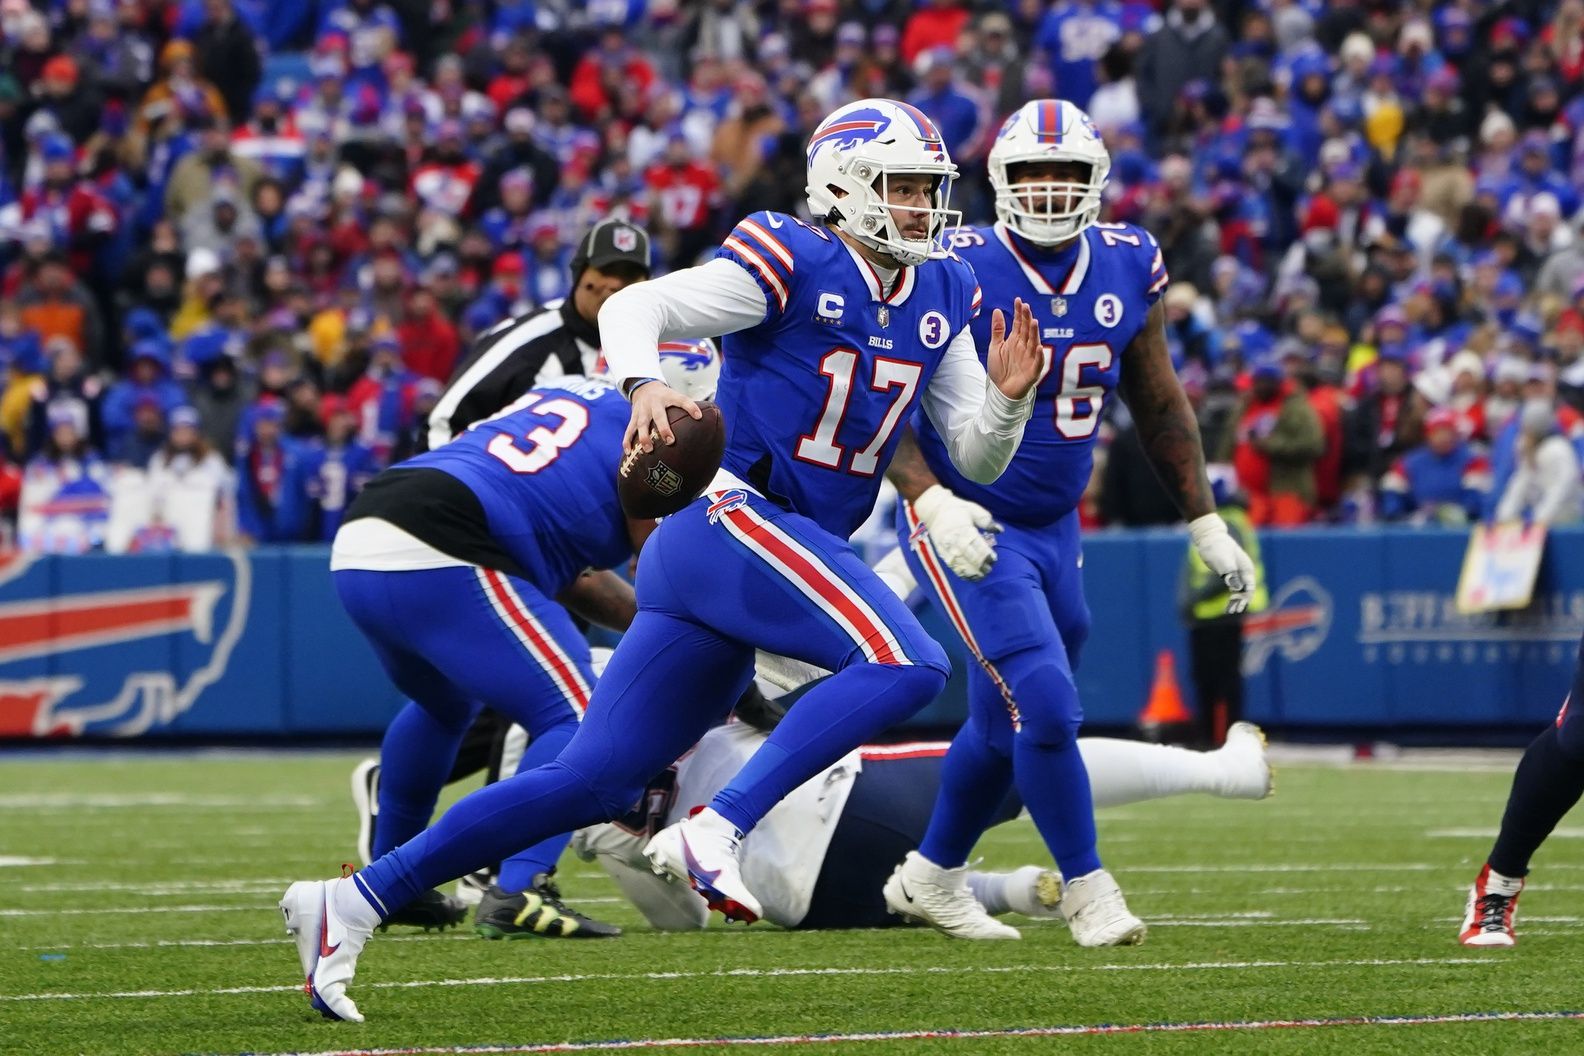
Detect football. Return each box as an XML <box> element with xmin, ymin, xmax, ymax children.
<box><xmin>618</xmin><ymin>401</ymin><xmax>727</xmax><ymax>519</ymax></box>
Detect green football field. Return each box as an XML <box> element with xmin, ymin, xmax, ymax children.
<box><xmin>2</xmin><ymin>750</ymin><xmax>1581</xmax><ymax>1055</ymax></box>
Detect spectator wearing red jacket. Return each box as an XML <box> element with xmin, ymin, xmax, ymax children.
<box><xmin>901</xmin><ymin>0</ymin><xmax>972</xmax><ymax>68</ymax></box>
<box><xmin>410</xmin><ymin>120</ymin><xmax>482</xmax><ymax>220</ymax></box>
<box><xmin>18</xmin><ymin>135</ymin><xmax>119</xmax><ymax>280</ymax></box>
<box><xmin>1221</xmin><ymin>360</ymin><xmax>1326</xmax><ymax>527</ymax></box>
<box><xmin>397</xmin><ymin>287</ymin><xmax>461</xmax><ymax>385</ymax></box>
<box><xmin>644</xmin><ymin>135</ymin><xmax>722</xmax><ymax>270</ymax></box>
<box><xmin>569</xmin><ymin>29</ymin><xmax>657</xmax><ymax>121</ymax></box>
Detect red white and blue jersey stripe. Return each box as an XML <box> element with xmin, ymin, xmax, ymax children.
<box><xmin>714</xmin><ymin>211</ymin><xmax>979</xmax><ymax>539</ymax></box>
<box><xmin>915</xmin><ymin>220</ymin><xmax>1167</xmax><ymax>528</ymax></box>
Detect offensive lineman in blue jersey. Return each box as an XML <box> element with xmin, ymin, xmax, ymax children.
<box><xmin>297</xmin><ymin>366</ymin><xmax>690</xmax><ymax>960</ymax></box>
<box><xmin>274</xmin><ymin>98</ymin><xmax>1044</xmax><ymax>1021</ymax></box>
<box><xmin>879</xmin><ymin>100</ymin><xmax>1257</xmax><ymax>945</ymax></box>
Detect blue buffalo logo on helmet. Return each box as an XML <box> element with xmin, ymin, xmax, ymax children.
<box><xmin>0</xmin><ymin>551</ymin><xmax>250</xmax><ymax>738</ymax></box>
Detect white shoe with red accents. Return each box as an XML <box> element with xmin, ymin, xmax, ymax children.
<box><xmin>1459</xmin><ymin>863</ymin><xmax>1524</xmax><ymax>947</ymax></box>
<box><xmin>643</xmin><ymin>808</ymin><xmax>763</xmax><ymax>923</ymax></box>
<box><xmin>279</xmin><ymin>873</ymin><xmax>378</xmax><ymax>1021</ymax></box>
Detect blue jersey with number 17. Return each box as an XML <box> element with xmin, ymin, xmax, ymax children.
<box><xmin>714</xmin><ymin>211</ymin><xmax>981</xmax><ymax>539</ymax></box>
<box><xmin>915</xmin><ymin>220</ymin><xmax>1168</xmax><ymax>528</ymax></box>
<box><xmin>404</xmin><ymin>376</ymin><xmax>632</xmax><ymax>593</ymax></box>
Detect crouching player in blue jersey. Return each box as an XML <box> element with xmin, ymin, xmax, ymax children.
<box><xmin>318</xmin><ymin>372</ymin><xmax>651</xmax><ymax>942</ymax></box>
<box><xmin>275</xmin><ymin>97</ymin><xmax>1044</xmax><ymax>1021</ymax></box>
<box><xmin>1459</xmin><ymin>641</ymin><xmax>1584</xmax><ymax>946</ymax></box>
<box><xmin>878</xmin><ymin>101</ymin><xmax>1258</xmax><ymax>945</ymax></box>
<box><xmin>291</xmin><ymin>346</ymin><xmax>714</xmax><ymax>964</ymax></box>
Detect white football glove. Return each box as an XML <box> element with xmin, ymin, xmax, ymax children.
<box><xmin>911</xmin><ymin>484</ymin><xmax>1000</xmax><ymax>581</ymax></box>
<box><xmin>1188</xmin><ymin>512</ymin><xmax>1257</xmax><ymax>615</ymax></box>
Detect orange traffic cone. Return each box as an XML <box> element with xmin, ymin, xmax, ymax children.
<box><xmin>1139</xmin><ymin>649</ymin><xmax>1193</xmax><ymax>742</ymax></box>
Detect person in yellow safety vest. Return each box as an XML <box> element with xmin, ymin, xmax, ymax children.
<box><xmin>1178</xmin><ymin>465</ymin><xmax>1268</xmax><ymax>747</ymax></box>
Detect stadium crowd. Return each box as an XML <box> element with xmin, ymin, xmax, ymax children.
<box><xmin>1</xmin><ymin>0</ymin><xmax>1584</xmax><ymax>552</ymax></box>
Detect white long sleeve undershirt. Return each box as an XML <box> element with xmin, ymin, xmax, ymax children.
<box><xmin>598</xmin><ymin>257</ymin><xmax>1032</xmax><ymax>485</ymax></box>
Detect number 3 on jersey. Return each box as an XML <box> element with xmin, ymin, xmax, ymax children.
<box><xmin>1047</xmin><ymin>342</ymin><xmax>1113</xmax><ymax>440</ymax></box>
<box><xmin>797</xmin><ymin>348</ymin><xmax>922</xmax><ymax>476</ymax></box>
<box><xmin>486</xmin><ymin>395</ymin><xmax>590</xmax><ymax>473</ymax></box>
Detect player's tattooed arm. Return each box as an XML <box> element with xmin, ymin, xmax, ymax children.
<box><xmin>884</xmin><ymin>428</ymin><xmax>941</xmax><ymax>502</ymax></box>
<box><xmin>1117</xmin><ymin>300</ymin><xmax>1216</xmax><ymax>521</ymax></box>
<box><xmin>557</xmin><ymin>569</ymin><xmax>638</xmax><ymax>633</ymax></box>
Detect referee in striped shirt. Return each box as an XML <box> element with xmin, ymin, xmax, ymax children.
<box><xmin>421</xmin><ymin>217</ymin><xmax>653</xmax><ymax>451</ymax></box>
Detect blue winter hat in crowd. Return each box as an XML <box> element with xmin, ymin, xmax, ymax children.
<box><xmin>129</xmin><ymin>339</ymin><xmax>170</xmax><ymax>368</ymax></box>
<box><xmin>40</xmin><ymin>132</ymin><xmax>74</xmax><ymax>164</ymax></box>
<box><xmin>169</xmin><ymin>405</ymin><xmax>201</xmax><ymax>430</ymax></box>
<box><xmin>1232</xmin><ymin>320</ymin><xmax>1275</xmax><ymax>361</ymax></box>
<box><xmin>2</xmin><ymin>331</ymin><xmax>43</xmax><ymax>373</ymax></box>
<box><xmin>124</xmin><ymin>306</ymin><xmax>168</xmax><ymax>342</ymax></box>
<box><xmin>1251</xmin><ymin>358</ymin><xmax>1285</xmax><ymax>382</ymax></box>
<box><xmin>182</xmin><ymin>328</ymin><xmax>229</xmax><ymax>367</ymax></box>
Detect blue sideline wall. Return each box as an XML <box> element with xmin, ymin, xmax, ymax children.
<box><xmin>2</xmin><ymin>528</ymin><xmax>1580</xmax><ymax>740</ymax></box>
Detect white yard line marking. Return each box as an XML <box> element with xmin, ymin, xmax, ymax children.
<box><xmin>22</xmin><ymin>934</ymin><xmax>475</xmax><ymax>952</ymax></box>
<box><xmin>1</xmin><ymin>904</ymin><xmax>254</xmax><ymax>917</ymax></box>
<box><xmin>1148</xmin><ymin>919</ymin><xmax>1368</xmax><ymax>928</ymax></box>
<box><xmin>0</xmin><ymin>793</ymin><xmax>324</xmax><ymax>809</ymax></box>
<box><xmin>1427</xmin><ymin>828</ymin><xmax>1584</xmax><ymax>839</ymax></box>
<box><xmin>0</xmin><ymin>857</ymin><xmax>59</xmax><ymax>867</ymax></box>
<box><xmin>20</xmin><ymin>879</ymin><xmax>300</xmax><ymax>893</ymax></box>
<box><xmin>207</xmin><ymin>1010</ymin><xmax>1584</xmax><ymax>1054</ymax></box>
<box><xmin>1126</xmin><ymin>863</ymin><xmax>1442</xmax><ymax>873</ymax></box>
<box><xmin>3</xmin><ymin>897</ymin><xmax>627</xmax><ymax>915</ymax></box>
<box><xmin>0</xmin><ymin>958</ymin><xmax>1498</xmax><ymax>1004</ymax></box>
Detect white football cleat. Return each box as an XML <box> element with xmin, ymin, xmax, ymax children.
<box><xmin>644</xmin><ymin>808</ymin><xmax>763</xmax><ymax>923</ymax></box>
<box><xmin>1220</xmin><ymin>722</ymin><xmax>1273</xmax><ymax>799</ymax></box>
<box><xmin>279</xmin><ymin>876</ymin><xmax>375</xmax><ymax>1021</ymax></box>
<box><xmin>1459</xmin><ymin>863</ymin><xmax>1523</xmax><ymax>947</ymax></box>
<box><xmin>883</xmin><ymin>851</ymin><xmax>1021</xmax><ymax>940</ymax></box>
<box><xmin>1061</xmin><ymin>869</ymin><xmax>1146</xmax><ymax>947</ymax></box>
<box><xmin>350</xmin><ymin>758</ymin><xmax>379</xmax><ymax>865</ymax></box>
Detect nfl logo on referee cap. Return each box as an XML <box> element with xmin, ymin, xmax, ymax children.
<box><xmin>613</xmin><ymin>225</ymin><xmax>638</xmax><ymax>252</ymax></box>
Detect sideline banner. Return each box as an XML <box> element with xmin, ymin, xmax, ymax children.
<box><xmin>1457</xmin><ymin>522</ymin><xmax>1546</xmax><ymax>614</ymax></box>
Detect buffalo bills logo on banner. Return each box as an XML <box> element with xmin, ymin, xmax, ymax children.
<box><xmin>1242</xmin><ymin>576</ymin><xmax>1332</xmax><ymax>675</ymax></box>
<box><xmin>0</xmin><ymin>551</ymin><xmax>251</xmax><ymax>738</ymax></box>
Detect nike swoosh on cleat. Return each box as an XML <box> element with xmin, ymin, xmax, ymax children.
<box><xmin>680</xmin><ymin>833</ymin><xmax>722</xmax><ymax>888</ymax></box>
<box><xmin>898</xmin><ymin>880</ymin><xmax>916</xmax><ymax>904</ymax></box>
<box><xmin>319</xmin><ymin>892</ymin><xmax>340</xmax><ymax>959</ymax></box>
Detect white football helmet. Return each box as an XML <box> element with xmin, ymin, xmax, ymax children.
<box><xmin>989</xmin><ymin>99</ymin><xmax>1111</xmax><ymax>245</ymax></box>
<box><xmin>805</xmin><ymin>98</ymin><xmax>959</xmax><ymax>266</ymax></box>
<box><xmin>658</xmin><ymin>337</ymin><xmax>720</xmax><ymax>401</ymax></box>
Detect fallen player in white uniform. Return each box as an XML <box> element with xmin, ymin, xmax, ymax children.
<box><xmin>572</xmin><ymin>709</ymin><xmax>1270</xmax><ymax>931</ymax></box>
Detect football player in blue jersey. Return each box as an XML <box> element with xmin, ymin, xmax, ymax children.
<box><xmin>275</xmin><ymin>97</ymin><xmax>1045</xmax><ymax>1021</ymax></box>
<box><xmin>877</xmin><ymin>100</ymin><xmax>1257</xmax><ymax>946</ymax></box>
<box><xmin>318</xmin><ymin>373</ymin><xmax>648</xmax><ymax>944</ymax></box>
<box><xmin>294</xmin><ymin>347</ymin><xmax>715</xmax><ymax>965</ymax></box>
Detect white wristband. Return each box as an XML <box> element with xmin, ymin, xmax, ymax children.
<box><xmin>1188</xmin><ymin>512</ymin><xmax>1229</xmax><ymax>547</ymax></box>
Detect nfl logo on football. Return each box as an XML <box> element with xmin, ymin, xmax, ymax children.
<box><xmin>646</xmin><ymin>462</ymin><xmax>683</xmax><ymax>496</ymax></box>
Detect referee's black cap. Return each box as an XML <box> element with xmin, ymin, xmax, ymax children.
<box><xmin>571</xmin><ymin>218</ymin><xmax>652</xmax><ymax>279</ymax></box>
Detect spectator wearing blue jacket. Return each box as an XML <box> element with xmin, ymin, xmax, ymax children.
<box><xmin>234</xmin><ymin>399</ymin><xmax>305</xmax><ymax>543</ymax></box>
<box><xmin>101</xmin><ymin>340</ymin><xmax>186</xmax><ymax>453</ymax></box>
<box><xmin>1379</xmin><ymin>408</ymin><xmax>1491</xmax><ymax>524</ymax></box>
<box><xmin>291</xmin><ymin>395</ymin><xmax>376</xmax><ymax>542</ymax></box>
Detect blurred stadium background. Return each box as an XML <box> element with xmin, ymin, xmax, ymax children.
<box><xmin>6</xmin><ymin>1</ymin><xmax>1584</xmax><ymax>1052</ymax></box>
<box><xmin>1</xmin><ymin>0</ymin><xmax>1581</xmax><ymax>742</ymax></box>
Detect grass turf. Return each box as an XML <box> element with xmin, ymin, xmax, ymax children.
<box><xmin>0</xmin><ymin>751</ymin><xmax>1576</xmax><ymax>1055</ymax></box>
